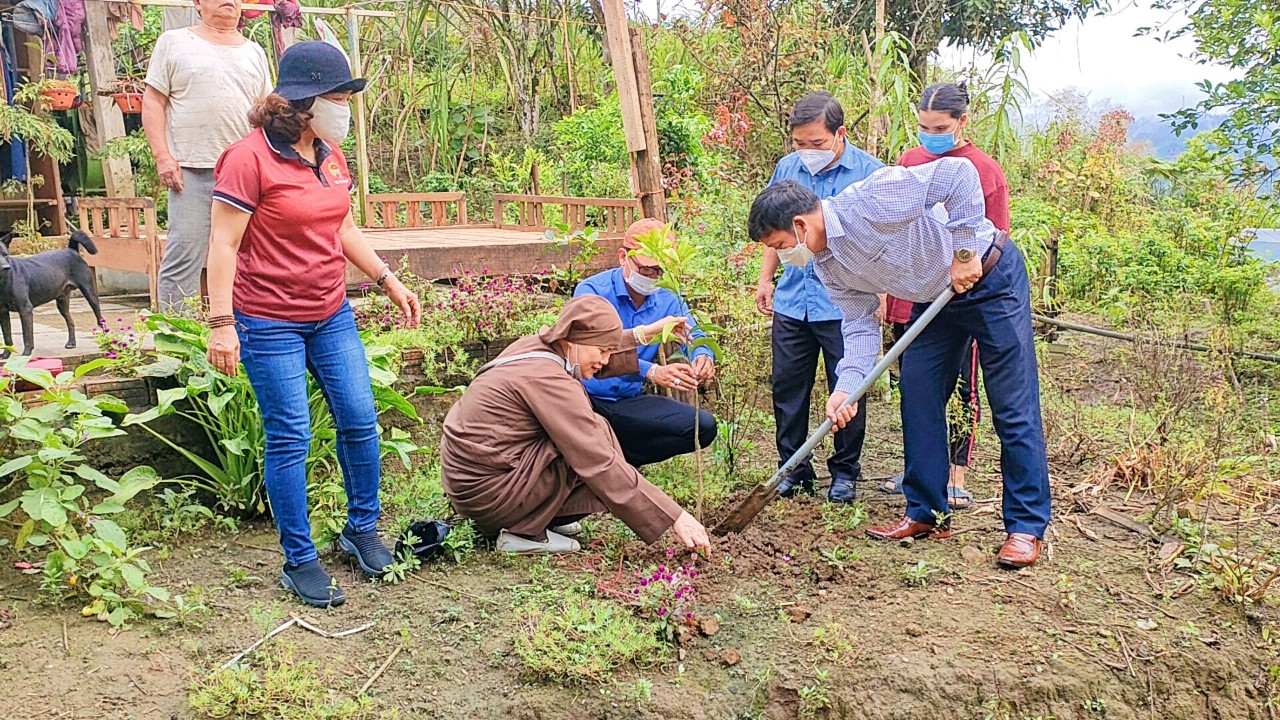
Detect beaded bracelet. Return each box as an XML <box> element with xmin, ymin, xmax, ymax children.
<box><xmin>208</xmin><ymin>315</ymin><xmax>236</xmax><ymax>329</ymax></box>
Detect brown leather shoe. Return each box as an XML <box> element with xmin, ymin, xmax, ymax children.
<box><xmin>866</xmin><ymin>516</ymin><xmax>952</xmax><ymax>541</ymax></box>
<box><xmin>997</xmin><ymin>533</ymin><xmax>1041</xmax><ymax>568</ymax></box>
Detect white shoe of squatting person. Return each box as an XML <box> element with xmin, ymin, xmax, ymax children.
<box><xmin>549</xmin><ymin>521</ymin><xmax>582</xmax><ymax>537</ymax></box>
<box><xmin>495</xmin><ymin>530</ymin><xmax>581</xmax><ymax>554</ymax></box>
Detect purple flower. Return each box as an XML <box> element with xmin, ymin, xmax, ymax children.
<box><xmin>633</xmin><ymin>589</ymin><xmax>641</xmax><ymax>595</ymax></box>
<box><xmin>639</xmin><ymin>578</ymin><xmax>649</xmax><ymax>586</ymax></box>
<box><xmin>666</xmin><ymin>549</ymin><xmax>675</xmax><ymax>558</ymax></box>
<box><xmin>658</xmin><ymin>609</ymin><xmax>667</xmax><ymax>617</ymax></box>
<box><xmin>674</xmin><ymin>591</ymin><xmax>683</xmax><ymax>599</ymax></box>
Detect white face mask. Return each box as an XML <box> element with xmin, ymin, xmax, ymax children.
<box><xmin>624</xmin><ymin>265</ymin><xmax>660</xmax><ymax>296</ymax></box>
<box><xmin>309</xmin><ymin>97</ymin><xmax>351</xmax><ymax>143</ymax></box>
<box><xmin>777</xmin><ymin>223</ymin><xmax>815</xmax><ymax>267</ymax></box>
<box><xmin>564</xmin><ymin>345</ymin><xmax>582</xmax><ymax>380</ymax></box>
<box><xmin>796</xmin><ymin>134</ymin><xmax>841</xmax><ymax>176</ymax></box>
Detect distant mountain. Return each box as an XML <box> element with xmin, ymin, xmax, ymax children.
<box><xmin>1127</xmin><ymin>114</ymin><xmax>1225</xmax><ymax>160</ymax></box>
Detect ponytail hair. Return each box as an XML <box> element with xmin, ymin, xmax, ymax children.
<box><xmin>248</xmin><ymin>93</ymin><xmax>316</xmax><ymax>144</ymax></box>
<box><xmin>919</xmin><ymin>81</ymin><xmax>970</xmax><ymax>119</ymax></box>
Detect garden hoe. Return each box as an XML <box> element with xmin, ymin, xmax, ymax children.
<box><xmin>712</xmin><ymin>288</ymin><xmax>957</xmax><ymax>536</ymax></box>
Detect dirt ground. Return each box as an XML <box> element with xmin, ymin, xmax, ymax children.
<box><xmin>2</xmin><ymin>332</ymin><xmax>1279</xmax><ymax>720</ymax></box>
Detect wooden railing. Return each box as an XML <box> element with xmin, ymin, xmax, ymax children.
<box><xmin>76</xmin><ymin>197</ymin><xmax>162</xmax><ymax>311</ymax></box>
<box><xmin>492</xmin><ymin>194</ymin><xmax>641</xmax><ymax>237</ymax></box>
<box><xmin>362</xmin><ymin>192</ymin><xmax>468</xmax><ymax>229</ymax></box>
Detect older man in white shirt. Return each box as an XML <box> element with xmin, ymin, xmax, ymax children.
<box><xmin>143</xmin><ymin>0</ymin><xmax>272</xmax><ymax>311</ymax></box>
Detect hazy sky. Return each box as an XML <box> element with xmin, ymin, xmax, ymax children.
<box><xmin>634</xmin><ymin>0</ymin><xmax>1239</xmax><ymax>119</ymax></box>
<box><xmin>945</xmin><ymin>1</ymin><xmax>1240</xmax><ymax>118</ymax></box>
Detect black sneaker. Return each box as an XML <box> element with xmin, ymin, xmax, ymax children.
<box><xmin>339</xmin><ymin>526</ymin><xmax>394</xmax><ymax>577</ymax></box>
<box><xmin>281</xmin><ymin>560</ymin><xmax>345</xmax><ymax>608</ymax></box>
<box><xmin>776</xmin><ymin>473</ymin><xmax>815</xmax><ymax>499</ymax></box>
<box><xmin>827</xmin><ymin>475</ymin><xmax>858</xmax><ymax>504</ymax></box>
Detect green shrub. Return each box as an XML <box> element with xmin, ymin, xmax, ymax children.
<box><xmin>512</xmin><ymin>589</ymin><xmax>668</xmax><ymax>684</ymax></box>
<box><xmin>0</xmin><ymin>357</ymin><xmax>168</xmax><ymax>627</ymax></box>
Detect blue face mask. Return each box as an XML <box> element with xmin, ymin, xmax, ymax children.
<box><xmin>918</xmin><ymin>130</ymin><xmax>957</xmax><ymax>155</ymax></box>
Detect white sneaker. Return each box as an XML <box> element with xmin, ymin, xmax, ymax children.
<box><xmin>495</xmin><ymin>530</ymin><xmax>581</xmax><ymax>554</ymax></box>
<box><xmin>549</xmin><ymin>521</ymin><xmax>583</xmax><ymax>537</ymax></box>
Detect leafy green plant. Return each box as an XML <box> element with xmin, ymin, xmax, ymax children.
<box><xmin>543</xmin><ymin>223</ymin><xmax>602</xmax><ymax>293</ymax></box>
<box><xmin>123</xmin><ymin>314</ymin><xmax>423</xmax><ymax>516</ymax></box>
<box><xmin>0</xmin><ymin>356</ymin><xmax>168</xmax><ymax>627</ymax></box>
<box><xmin>798</xmin><ymin>668</ymin><xmax>832</xmax><ymax>719</ymax></box>
<box><xmin>632</xmin><ymin>225</ymin><xmax>725</xmax><ymax>518</ymax></box>
<box><xmin>819</xmin><ymin>502</ymin><xmax>868</xmax><ymax>533</ymax></box>
<box><xmin>902</xmin><ymin>560</ymin><xmax>939</xmax><ymax>587</ymax></box>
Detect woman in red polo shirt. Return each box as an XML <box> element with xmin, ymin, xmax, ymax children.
<box><xmin>882</xmin><ymin>81</ymin><xmax>1011</xmax><ymax>511</ymax></box>
<box><xmin>204</xmin><ymin>42</ymin><xmax>422</xmax><ymax>608</ymax></box>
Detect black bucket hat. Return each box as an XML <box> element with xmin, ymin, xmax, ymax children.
<box><xmin>395</xmin><ymin>520</ymin><xmax>452</xmax><ymax>561</ymax></box>
<box><xmin>274</xmin><ymin>41</ymin><xmax>367</xmax><ymax>101</ymax></box>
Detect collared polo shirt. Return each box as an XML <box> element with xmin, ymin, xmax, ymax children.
<box><xmin>213</xmin><ymin>128</ymin><xmax>355</xmax><ymax>322</ymax></box>
<box><xmin>573</xmin><ymin>267</ymin><xmax>715</xmax><ymax>401</ymax></box>
<box><xmin>767</xmin><ymin>141</ymin><xmax>883</xmax><ymax>323</ymax></box>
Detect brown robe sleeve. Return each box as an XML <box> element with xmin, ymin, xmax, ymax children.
<box><xmin>519</xmin><ymin>371</ymin><xmax>682</xmax><ymax>543</ymax></box>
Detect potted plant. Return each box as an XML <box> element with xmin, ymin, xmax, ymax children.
<box><xmin>110</xmin><ymin>78</ymin><xmax>145</xmax><ymax>114</ymax></box>
<box><xmin>0</xmin><ymin>82</ymin><xmax>76</xmax><ymax>247</ymax></box>
<box><xmin>36</xmin><ymin>78</ymin><xmax>77</xmax><ymax>111</ymax></box>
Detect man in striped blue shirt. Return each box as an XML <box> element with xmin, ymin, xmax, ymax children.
<box><xmin>747</xmin><ymin>158</ymin><xmax>1050</xmax><ymax>569</ymax></box>
<box><xmin>755</xmin><ymin>92</ymin><xmax>883</xmax><ymax>503</ymax></box>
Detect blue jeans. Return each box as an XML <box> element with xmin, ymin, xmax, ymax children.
<box><xmin>236</xmin><ymin>301</ymin><xmax>381</xmax><ymax>565</ymax></box>
<box><xmin>899</xmin><ymin>241</ymin><xmax>1051</xmax><ymax>537</ymax></box>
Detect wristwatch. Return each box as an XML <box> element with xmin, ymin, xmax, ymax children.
<box><xmin>954</xmin><ymin>248</ymin><xmax>976</xmax><ymax>263</ymax></box>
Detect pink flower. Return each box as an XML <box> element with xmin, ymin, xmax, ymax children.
<box><xmin>658</xmin><ymin>609</ymin><xmax>667</xmax><ymax>617</ymax></box>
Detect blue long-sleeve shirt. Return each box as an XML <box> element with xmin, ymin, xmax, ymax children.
<box><xmin>767</xmin><ymin>141</ymin><xmax>884</xmax><ymax>322</ymax></box>
<box><xmin>814</xmin><ymin>158</ymin><xmax>996</xmax><ymax>396</ymax></box>
<box><xmin>574</xmin><ymin>267</ymin><xmax>714</xmax><ymax>401</ymax></box>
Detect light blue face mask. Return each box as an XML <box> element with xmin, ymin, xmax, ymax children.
<box><xmin>918</xmin><ymin>130</ymin><xmax>958</xmax><ymax>155</ymax></box>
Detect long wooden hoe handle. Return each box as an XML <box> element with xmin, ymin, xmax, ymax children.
<box><xmin>712</xmin><ymin>287</ymin><xmax>956</xmax><ymax>536</ymax></box>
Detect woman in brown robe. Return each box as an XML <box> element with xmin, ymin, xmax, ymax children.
<box><xmin>441</xmin><ymin>295</ymin><xmax>713</xmax><ymax>554</ymax></box>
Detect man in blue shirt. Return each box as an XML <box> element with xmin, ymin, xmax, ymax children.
<box><xmin>574</xmin><ymin>219</ymin><xmax>718</xmax><ymax>467</ymax></box>
<box><xmin>754</xmin><ymin>91</ymin><xmax>884</xmax><ymax>503</ymax></box>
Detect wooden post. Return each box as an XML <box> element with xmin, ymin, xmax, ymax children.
<box><xmin>629</xmin><ymin>28</ymin><xmax>665</xmax><ymax>221</ymax></box>
<box><xmin>602</xmin><ymin>0</ymin><xmax>665</xmax><ymax>221</ymax></box>
<box><xmin>601</xmin><ymin>0</ymin><xmax>644</xmax><ymax>153</ymax></box>
<box><xmin>83</xmin><ymin>0</ymin><xmax>135</xmax><ymax>197</ymax></box>
<box><xmin>347</xmin><ymin>9</ymin><xmax>370</xmax><ymax>223</ymax></box>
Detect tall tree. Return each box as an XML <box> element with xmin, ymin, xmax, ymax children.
<box><xmin>826</xmin><ymin>0</ymin><xmax>1106</xmax><ymax>80</ymax></box>
<box><xmin>1153</xmin><ymin>0</ymin><xmax>1278</xmax><ymax>186</ymax></box>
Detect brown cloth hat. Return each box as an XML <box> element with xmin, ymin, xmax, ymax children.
<box><xmin>622</xmin><ymin>218</ymin><xmax>675</xmax><ymax>250</ymax></box>
<box><xmin>538</xmin><ymin>296</ymin><xmax>624</xmax><ymax>349</ymax></box>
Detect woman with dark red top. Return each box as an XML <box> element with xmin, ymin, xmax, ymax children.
<box><xmin>204</xmin><ymin>42</ymin><xmax>422</xmax><ymax>608</ymax></box>
<box><xmin>881</xmin><ymin>81</ymin><xmax>1011</xmax><ymax>510</ymax></box>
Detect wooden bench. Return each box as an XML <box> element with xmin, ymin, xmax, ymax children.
<box><xmin>362</xmin><ymin>192</ymin><xmax>469</xmax><ymax>229</ymax></box>
<box><xmin>492</xmin><ymin>194</ymin><xmax>641</xmax><ymax>237</ymax></box>
<box><xmin>76</xmin><ymin>197</ymin><xmax>162</xmax><ymax>311</ymax></box>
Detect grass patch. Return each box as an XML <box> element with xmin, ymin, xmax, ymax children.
<box><xmin>512</xmin><ymin>588</ymin><xmax>669</xmax><ymax>684</ymax></box>
<box><xmin>188</xmin><ymin>647</ymin><xmax>396</xmax><ymax>720</ymax></box>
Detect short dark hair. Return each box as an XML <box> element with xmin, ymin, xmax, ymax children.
<box><xmin>748</xmin><ymin>181</ymin><xmax>821</xmax><ymax>242</ymax></box>
<box><xmin>919</xmin><ymin>82</ymin><xmax>970</xmax><ymax>119</ymax></box>
<box><xmin>790</xmin><ymin>91</ymin><xmax>844</xmax><ymax>134</ymax></box>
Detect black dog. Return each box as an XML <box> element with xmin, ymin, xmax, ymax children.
<box><xmin>0</xmin><ymin>231</ymin><xmax>104</xmax><ymax>358</ymax></box>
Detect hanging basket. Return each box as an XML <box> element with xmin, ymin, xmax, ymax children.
<box><xmin>39</xmin><ymin>82</ymin><xmax>78</xmax><ymax>111</ymax></box>
<box><xmin>112</xmin><ymin>91</ymin><xmax>144</xmax><ymax>114</ymax></box>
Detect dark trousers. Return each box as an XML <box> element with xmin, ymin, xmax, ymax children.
<box><xmin>892</xmin><ymin>324</ymin><xmax>980</xmax><ymax>467</ymax></box>
<box><xmin>771</xmin><ymin>314</ymin><xmax>866</xmax><ymax>483</ymax></box>
<box><xmin>899</xmin><ymin>240</ymin><xmax>1050</xmax><ymax>537</ymax></box>
<box><xmin>590</xmin><ymin>394</ymin><xmax>717</xmax><ymax>468</ymax></box>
